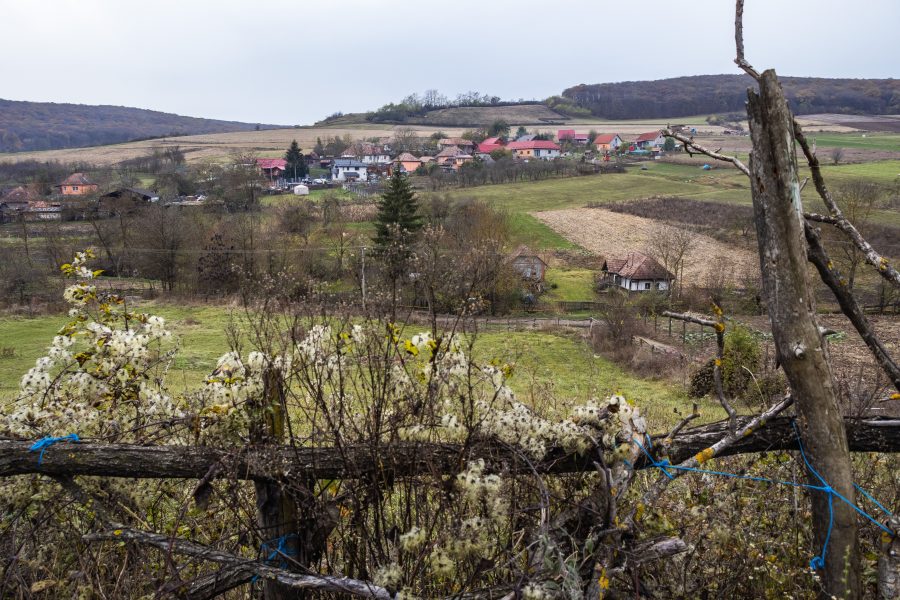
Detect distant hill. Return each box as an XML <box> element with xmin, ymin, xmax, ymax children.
<box><xmin>561</xmin><ymin>75</ymin><xmax>900</xmax><ymax>120</ymax></box>
<box><xmin>0</xmin><ymin>99</ymin><xmax>284</xmax><ymax>153</ymax></box>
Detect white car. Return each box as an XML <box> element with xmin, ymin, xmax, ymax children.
<box><xmin>312</xmin><ymin>178</ymin><xmax>327</xmax><ymax>185</ymax></box>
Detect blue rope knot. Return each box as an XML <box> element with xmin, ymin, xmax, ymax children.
<box><xmin>809</xmin><ymin>556</ymin><xmax>825</xmax><ymax>570</ymax></box>
<box><xmin>29</xmin><ymin>434</ymin><xmax>80</xmax><ymax>465</ymax></box>
<box><xmin>252</xmin><ymin>534</ymin><xmax>298</xmax><ymax>583</ymax></box>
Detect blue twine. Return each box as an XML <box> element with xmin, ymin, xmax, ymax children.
<box><xmin>29</xmin><ymin>434</ymin><xmax>80</xmax><ymax>464</ymax></box>
<box><xmin>251</xmin><ymin>534</ymin><xmax>298</xmax><ymax>582</ymax></box>
<box><xmin>631</xmin><ymin>422</ymin><xmax>895</xmax><ymax>572</ymax></box>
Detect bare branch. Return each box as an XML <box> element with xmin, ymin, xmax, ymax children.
<box><xmin>662</xmin><ymin>310</ymin><xmax>738</xmax><ymax>430</ymax></box>
<box><xmin>734</xmin><ymin>0</ymin><xmax>761</xmax><ymax>79</ymax></box>
<box><xmin>631</xmin><ymin>394</ymin><xmax>795</xmax><ymax>523</ymax></box>
<box><xmin>804</xmin><ymin>223</ymin><xmax>900</xmax><ymax>391</ymax></box>
<box><xmin>84</xmin><ymin>528</ymin><xmax>392</xmax><ymax>599</ymax></box>
<box><xmin>793</xmin><ymin>120</ymin><xmax>900</xmax><ymax>289</ymax></box>
<box><xmin>662</xmin><ymin>129</ymin><xmax>750</xmax><ymax>176</ymax></box>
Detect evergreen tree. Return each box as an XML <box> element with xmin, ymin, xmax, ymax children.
<box><xmin>373</xmin><ymin>170</ymin><xmax>422</xmax><ymax>250</ymax></box>
<box><xmin>373</xmin><ymin>170</ymin><xmax>423</xmax><ymax>316</ymax></box>
<box><xmin>283</xmin><ymin>139</ymin><xmax>307</xmax><ymax>179</ymax></box>
<box><xmin>313</xmin><ymin>137</ymin><xmax>325</xmax><ymax>156</ymax></box>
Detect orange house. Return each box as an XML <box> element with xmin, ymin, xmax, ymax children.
<box><xmin>56</xmin><ymin>173</ymin><xmax>98</xmax><ymax>196</ymax></box>
<box><xmin>395</xmin><ymin>152</ymin><xmax>422</xmax><ymax>173</ymax></box>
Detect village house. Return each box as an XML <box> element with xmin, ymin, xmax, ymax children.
<box><xmin>476</xmin><ymin>137</ymin><xmax>505</xmax><ymax>155</ymax></box>
<box><xmin>434</xmin><ymin>146</ymin><xmax>473</xmax><ymax>170</ymax></box>
<box><xmin>509</xmin><ymin>245</ymin><xmax>548</xmax><ymax>282</ymax></box>
<box><xmin>0</xmin><ymin>186</ymin><xmax>34</xmax><ymax>222</ymax></box>
<box><xmin>256</xmin><ymin>158</ymin><xmax>287</xmax><ymax>184</ymax></box>
<box><xmin>343</xmin><ymin>143</ymin><xmax>391</xmax><ymax>165</ymax></box>
<box><xmin>558</xmin><ymin>129</ymin><xmax>588</xmax><ymax>144</ymax></box>
<box><xmin>331</xmin><ymin>158</ymin><xmax>368</xmax><ymax>182</ymax></box>
<box><xmin>593</xmin><ymin>133</ymin><xmax>623</xmax><ymax>152</ymax></box>
<box><xmin>55</xmin><ymin>173</ymin><xmax>98</xmax><ymax>196</ymax></box>
<box><xmin>601</xmin><ymin>252</ymin><xmax>673</xmax><ymax>292</ymax></box>
<box><xmin>505</xmin><ymin>140</ymin><xmax>561</xmax><ymax>160</ymax></box>
<box><xmin>633</xmin><ymin>131</ymin><xmax>666</xmax><ymax>150</ymax></box>
<box><xmin>438</xmin><ymin>137</ymin><xmax>475</xmax><ymax>152</ymax></box>
<box><xmin>25</xmin><ymin>200</ymin><xmax>63</xmax><ymax>221</ymax></box>
<box><xmin>395</xmin><ymin>152</ymin><xmax>422</xmax><ymax>173</ymax></box>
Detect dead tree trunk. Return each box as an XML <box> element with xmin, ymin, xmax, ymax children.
<box><xmin>747</xmin><ymin>70</ymin><xmax>860</xmax><ymax>599</ymax></box>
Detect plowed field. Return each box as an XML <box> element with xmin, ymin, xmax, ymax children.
<box><xmin>533</xmin><ymin>207</ymin><xmax>758</xmax><ymax>285</ymax></box>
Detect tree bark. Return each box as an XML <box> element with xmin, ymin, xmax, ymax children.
<box><xmin>747</xmin><ymin>70</ymin><xmax>860</xmax><ymax>598</ymax></box>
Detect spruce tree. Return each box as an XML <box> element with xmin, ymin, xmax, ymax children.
<box><xmin>283</xmin><ymin>139</ymin><xmax>307</xmax><ymax>179</ymax></box>
<box><xmin>373</xmin><ymin>170</ymin><xmax>422</xmax><ymax>250</ymax></box>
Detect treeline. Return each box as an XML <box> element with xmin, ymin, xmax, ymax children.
<box><xmin>560</xmin><ymin>74</ymin><xmax>900</xmax><ymax>119</ymax></box>
<box><xmin>0</xmin><ymin>98</ymin><xmax>283</xmax><ymax>153</ymax></box>
<box><xmin>361</xmin><ymin>90</ymin><xmax>541</xmax><ymax>124</ymax></box>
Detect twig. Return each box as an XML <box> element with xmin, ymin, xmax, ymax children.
<box><xmin>664</xmin><ymin>403</ymin><xmax>701</xmax><ymax>445</ymax></box>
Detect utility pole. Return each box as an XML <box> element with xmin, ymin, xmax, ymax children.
<box><xmin>360</xmin><ymin>246</ymin><xmax>367</xmax><ymax>309</ymax></box>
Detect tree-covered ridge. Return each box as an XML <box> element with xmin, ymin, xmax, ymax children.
<box><xmin>561</xmin><ymin>74</ymin><xmax>900</xmax><ymax>119</ymax></box>
<box><xmin>0</xmin><ymin>99</ymin><xmax>284</xmax><ymax>153</ymax></box>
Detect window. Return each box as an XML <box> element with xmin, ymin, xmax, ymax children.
<box><xmin>73</xmin><ymin>186</ymin><xmax>78</xmax><ymax>191</ymax></box>
<box><xmin>644</xmin><ymin>282</ymin><xmax>651</xmax><ymax>290</ymax></box>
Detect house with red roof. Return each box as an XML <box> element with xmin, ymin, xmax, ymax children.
<box><xmin>505</xmin><ymin>140</ymin><xmax>561</xmax><ymax>160</ymax></box>
<box><xmin>593</xmin><ymin>134</ymin><xmax>623</xmax><ymax>152</ymax></box>
<box><xmin>55</xmin><ymin>173</ymin><xmax>98</xmax><ymax>196</ymax></box>
<box><xmin>558</xmin><ymin>130</ymin><xmax>588</xmax><ymax>144</ymax></box>
<box><xmin>634</xmin><ymin>131</ymin><xmax>666</xmax><ymax>150</ymax></box>
<box><xmin>476</xmin><ymin>137</ymin><xmax>505</xmax><ymax>155</ymax></box>
<box><xmin>256</xmin><ymin>158</ymin><xmax>287</xmax><ymax>184</ymax></box>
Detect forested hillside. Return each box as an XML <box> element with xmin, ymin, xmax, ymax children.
<box><xmin>0</xmin><ymin>99</ymin><xmax>283</xmax><ymax>153</ymax></box>
<box><xmin>561</xmin><ymin>74</ymin><xmax>900</xmax><ymax>119</ymax></box>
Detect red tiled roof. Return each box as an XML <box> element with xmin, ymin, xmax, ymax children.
<box><xmin>635</xmin><ymin>131</ymin><xmax>662</xmax><ymax>143</ymax></box>
<box><xmin>558</xmin><ymin>129</ymin><xmax>575</xmax><ymax>140</ymax></box>
<box><xmin>506</xmin><ymin>140</ymin><xmax>560</xmax><ymax>151</ymax></box>
<box><xmin>572</xmin><ymin>133</ymin><xmax>589</xmax><ymax>141</ymax></box>
<box><xmin>604</xmin><ymin>252</ymin><xmax>672</xmax><ymax>280</ymax></box>
<box><xmin>594</xmin><ymin>134</ymin><xmax>619</xmax><ymax>144</ymax></box>
<box><xmin>396</xmin><ymin>152</ymin><xmax>420</xmax><ymax>162</ymax></box>
<box><xmin>477</xmin><ymin>140</ymin><xmax>505</xmax><ymax>153</ymax></box>
<box><xmin>256</xmin><ymin>158</ymin><xmax>287</xmax><ymax>170</ymax></box>
<box><xmin>57</xmin><ymin>173</ymin><xmax>94</xmax><ymax>186</ymax></box>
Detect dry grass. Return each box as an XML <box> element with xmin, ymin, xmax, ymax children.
<box><xmin>532</xmin><ymin>207</ymin><xmax>758</xmax><ymax>285</ymax></box>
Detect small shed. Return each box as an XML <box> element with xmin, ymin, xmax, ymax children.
<box><xmin>293</xmin><ymin>184</ymin><xmax>310</xmax><ymax>196</ymax></box>
<box><xmin>509</xmin><ymin>245</ymin><xmax>548</xmax><ymax>282</ymax></box>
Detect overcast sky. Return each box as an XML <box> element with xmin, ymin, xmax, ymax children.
<box><xmin>1</xmin><ymin>0</ymin><xmax>897</xmax><ymax>125</ymax></box>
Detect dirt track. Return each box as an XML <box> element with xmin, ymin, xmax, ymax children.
<box><xmin>533</xmin><ymin>207</ymin><xmax>759</xmax><ymax>285</ymax></box>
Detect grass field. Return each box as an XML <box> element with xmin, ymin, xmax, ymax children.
<box><xmin>543</xmin><ymin>269</ymin><xmax>597</xmax><ymax>302</ymax></box>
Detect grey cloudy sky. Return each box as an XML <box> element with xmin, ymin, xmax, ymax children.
<box><xmin>1</xmin><ymin>0</ymin><xmax>897</xmax><ymax>125</ymax></box>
